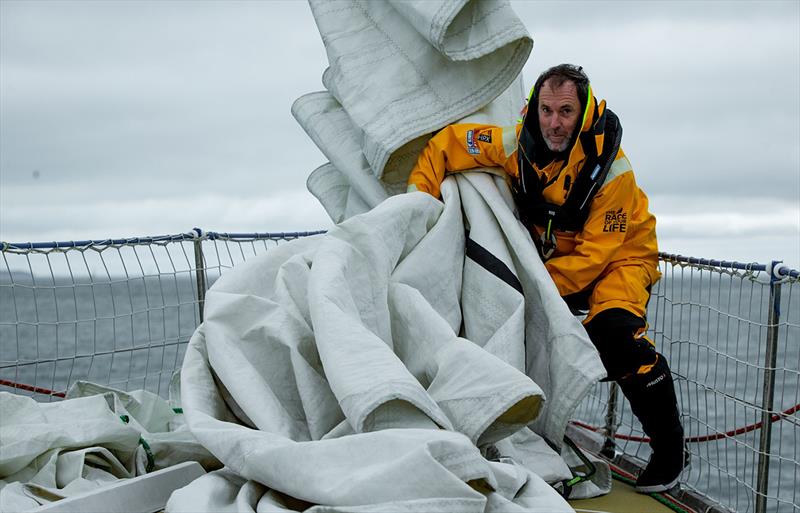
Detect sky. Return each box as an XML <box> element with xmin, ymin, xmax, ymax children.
<box><xmin>1</xmin><ymin>0</ymin><xmax>798</xmax><ymax>269</ymax></box>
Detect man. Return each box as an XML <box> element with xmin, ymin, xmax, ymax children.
<box><xmin>407</xmin><ymin>64</ymin><xmax>686</xmax><ymax>493</ymax></box>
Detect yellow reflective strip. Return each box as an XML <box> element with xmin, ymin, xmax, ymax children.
<box><xmin>526</xmin><ymin>84</ymin><xmax>536</xmax><ymax>103</ymax></box>
<box><xmin>502</xmin><ymin>126</ymin><xmax>518</xmax><ymax>159</ymax></box>
<box><xmin>580</xmin><ymin>84</ymin><xmax>593</xmax><ymax>131</ymax></box>
<box><xmin>637</xmin><ymin>362</ymin><xmax>656</xmax><ymax>375</ymax></box>
<box><xmin>636</xmin><ymin>334</ymin><xmax>657</xmax><ymax>374</ymax></box>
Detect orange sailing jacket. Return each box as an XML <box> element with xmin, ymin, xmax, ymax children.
<box><xmin>407</xmin><ymin>93</ymin><xmax>660</xmax><ymax>320</ymax></box>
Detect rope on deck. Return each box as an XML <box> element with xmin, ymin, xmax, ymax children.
<box><xmin>571</xmin><ymin>401</ymin><xmax>800</xmax><ymax>443</ymax></box>
<box><xmin>0</xmin><ymin>379</ymin><xmax>66</xmax><ymax>398</ymax></box>
<box><xmin>5</xmin><ymin>374</ymin><xmax>798</xmax><ymax>444</ymax></box>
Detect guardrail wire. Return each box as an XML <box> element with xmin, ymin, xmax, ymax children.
<box><xmin>2</xmin><ymin>232</ymin><xmax>797</xmax><ymax>513</ymax></box>
<box><xmin>574</xmin><ymin>255</ymin><xmax>799</xmax><ymax>513</ymax></box>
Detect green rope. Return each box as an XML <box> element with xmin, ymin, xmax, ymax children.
<box><xmin>138</xmin><ymin>437</ymin><xmax>155</xmax><ymax>473</ymax></box>
<box><xmin>118</xmin><ymin>414</ymin><xmax>155</xmax><ymax>473</ymax></box>
<box><xmin>610</xmin><ymin>471</ymin><xmax>692</xmax><ymax>513</ymax></box>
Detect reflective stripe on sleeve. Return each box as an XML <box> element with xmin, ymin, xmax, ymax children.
<box><xmin>602</xmin><ymin>155</ymin><xmax>632</xmax><ymax>186</ymax></box>
<box><xmin>502</xmin><ymin>126</ymin><xmax>518</xmax><ymax>159</ymax></box>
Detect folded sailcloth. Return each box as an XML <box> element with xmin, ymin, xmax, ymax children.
<box><xmin>174</xmin><ymin>1</ymin><xmax>610</xmax><ymax>510</ymax></box>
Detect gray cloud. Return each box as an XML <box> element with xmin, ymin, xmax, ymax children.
<box><xmin>1</xmin><ymin>0</ymin><xmax>798</xmax><ymax>267</ymax></box>
<box><xmin>512</xmin><ymin>0</ymin><xmax>798</xmax><ymax>28</ymax></box>
<box><xmin>1</xmin><ymin>0</ymin><xmax>328</xmax><ymax>198</ymax></box>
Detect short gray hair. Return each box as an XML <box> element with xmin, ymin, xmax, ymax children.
<box><xmin>532</xmin><ymin>64</ymin><xmax>590</xmax><ymax>108</ymax></box>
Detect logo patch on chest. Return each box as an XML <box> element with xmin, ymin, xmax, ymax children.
<box><xmin>603</xmin><ymin>208</ymin><xmax>627</xmax><ymax>233</ymax></box>
<box><xmin>477</xmin><ymin>132</ymin><xmax>492</xmax><ymax>143</ymax></box>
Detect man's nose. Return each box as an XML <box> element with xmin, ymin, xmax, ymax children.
<box><xmin>549</xmin><ymin>115</ymin><xmax>560</xmax><ymax>129</ymax></box>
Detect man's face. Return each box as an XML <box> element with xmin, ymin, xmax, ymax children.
<box><xmin>537</xmin><ymin>79</ymin><xmax>581</xmax><ymax>152</ymax></box>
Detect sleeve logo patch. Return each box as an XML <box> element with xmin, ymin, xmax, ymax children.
<box><xmin>466</xmin><ymin>130</ymin><xmax>480</xmax><ymax>154</ymax></box>
<box><xmin>603</xmin><ymin>208</ymin><xmax>627</xmax><ymax>233</ymax></box>
<box><xmin>477</xmin><ymin>132</ymin><xmax>492</xmax><ymax>143</ymax></box>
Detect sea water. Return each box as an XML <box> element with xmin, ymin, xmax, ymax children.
<box><xmin>0</xmin><ymin>274</ymin><xmax>199</xmax><ymax>396</ymax></box>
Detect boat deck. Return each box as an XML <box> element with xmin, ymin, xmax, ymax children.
<box><xmin>569</xmin><ymin>479</ymin><xmax>680</xmax><ymax>513</ymax></box>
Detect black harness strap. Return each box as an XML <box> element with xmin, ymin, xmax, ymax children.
<box><xmin>465</xmin><ymin>237</ymin><xmax>524</xmax><ymax>295</ymax></box>
<box><xmin>514</xmin><ymin>108</ymin><xmax>622</xmax><ymax>237</ymax></box>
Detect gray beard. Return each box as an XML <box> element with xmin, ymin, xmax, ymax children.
<box><xmin>542</xmin><ymin>135</ymin><xmax>569</xmax><ymax>153</ymax></box>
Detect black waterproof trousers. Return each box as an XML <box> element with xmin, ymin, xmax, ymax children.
<box><xmin>583</xmin><ymin>308</ymin><xmax>685</xmax><ymax>469</ymax></box>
